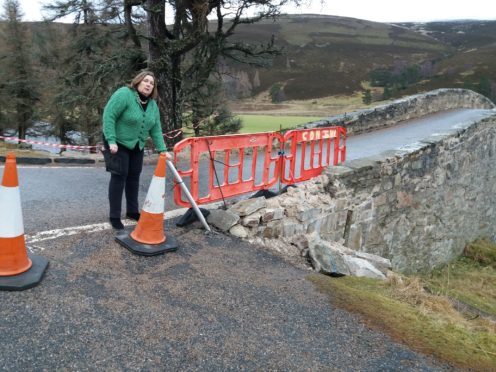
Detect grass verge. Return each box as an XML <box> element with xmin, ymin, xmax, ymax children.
<box><xmin>182</xmin><ymin>114</ymin><xmax>324</xmax><ymax>136</ymax></box>
<box><xmin>424</xmin><ymin>239</ymin><xmax>496</xmax><ymax>317</ymax></box>
<box><xmin>308</xmin><ymin>239</ymin><xmax>496</xmax><ymax>370</ymax></box>
<box><xmin>236</xmin><ymin>115</ymin><xmax>323</xmax><ymax>133</ymax></box>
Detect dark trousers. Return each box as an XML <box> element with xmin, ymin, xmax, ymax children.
<box><xmin>108</xmin><ymin>143</ymin><xmax>144</xmax><ymax>219</ymax></box>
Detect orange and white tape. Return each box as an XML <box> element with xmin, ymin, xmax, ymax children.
<box><xmin>1</xmin><ymin>126</ymin><xmax>186</xmax><ymax>150</ymax></box>
<box><xmin>0</xmin><ymin>135</ymin><xmax>97</xmax><ymax>151</ymax></box>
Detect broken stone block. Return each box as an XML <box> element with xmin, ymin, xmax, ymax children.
<box><xmin>241</xmin><ymin>211</ymin><xmax>262</xmax><ymax>227</ymax></box>
<box><xmin>343</xmin><ymin>256</ymin><xmax>385</xmax><ymax>279</ymax></box>
<box><xmin>229</xmin><ymin>224</ymin><xmax>249</xmax><ymax>238</ymax></box>
<box><xmin>308</xmin><ymin>241</ymin><xmax>351</xmax><ymax>276</ymax></box>
<box><xmin>265</xmin><ymin>239</ymin><xmax>301</xmax><ymax>257</ymax></box>
<box><xmin>307</xmin><ymin>234</ymin><xmax>390</xmax><ymax>279</ymax></box>
<box><xmin>261</xmin><ymin>207</ymin><xmax>285</xmax><ymax>222</ymax></box>
<box><xmin>265</xmin><ymin>198</ymin><xmax>281</xmax><ymax>209</ymax></box>
<box><xmin>290</xmin><ymin>234</ymin><xmax>310</xmax><ymax>251</ymax></box>
<box><xmin>354</xmin><ymin>251</ymin><xmax>391</xmax><ymax>275</ymax></box>
<box><xmin>263</xmin><ymin>220</ymin><xmax>282</xmax><ymax>239</ymax></box>
<box><xmin>230</xmin><ymin>197</ymin><xmax>266</xmax><ymax>216</ymax></box>
<box><xmin>207</xmin><ymin>209</ymin><xmax>240</xmax><ymax>232</ymax></box>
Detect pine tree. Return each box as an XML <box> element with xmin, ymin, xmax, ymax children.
<box><xmin>189</xmin><ymin>79</ymin><xmax>242</xmax><ymax>136</ymax></box>
<box><xmin>362</xmin><ymin>89</ymin><xmax>372</xmax><ymax>105</ymax></box>
<box><xmin>476</xmin><ymin>77</ymin><xmax>491</xmax><ymax>99</ymax></box>
<box><xmin>0</xmin><ymin>0</ymin><xmax>39</xmax><ymax>142</ymax></box>
<box><xmin>44</xmin><ymin>0</ymin><xmax>146</xmax><ymax>150</ymax></box>
<box><xmin>61</xmin><ymin>24</ymin><xmax>143</xmax><ymax>149</ymax></box>
<box><xmin>382</xmin><ymin>86</ymin><xmax>392</xmax><ymax>100</ymax></box>
<box><xmin>46</xmin><ymin>0</ymin><xmax>292</xmax><ymax>143</ymax></box>
<box><xmin>33</xmin><ymin>22</ymin><xmax>75</xmax><ymax>150</ymax></box>
<box><xmin>0</xmin><ymin>75</ymin><xmax>6</xmax><ymax>137</ymax></box>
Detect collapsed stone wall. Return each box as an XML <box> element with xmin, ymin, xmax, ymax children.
<box><xmin>305</xmin><ymin>88</ymin><xmax>494</xmax><ymax>135</ymax></box>
<box><xmin>213</xmin><ymin>114</ymin><xmax>496</xmax><ymax>274</ymax></box>
<box><xmin>207</xmin><ymin>89</ymin><xmax>496</xmax><ymax>274</ymax></box>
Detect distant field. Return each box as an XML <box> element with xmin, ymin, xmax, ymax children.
<box><xmin>236</xmin><ymin>115</ymin><xmax>324</xmax><ymax>133</ymax></box>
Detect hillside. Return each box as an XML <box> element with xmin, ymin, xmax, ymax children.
<box><xmin>1</xmin><ymin>15</ymin><xmax>495</xmax><ymax>107</ymax></box>
<box><xmin>223</xmin><ymin>15</ymin><xmax>496</xmax><ymax>105</ymax></box>
<box><xmin>392</xmin><ymin>20</ymin><xmax>496</xmax><ymax>97</ymax></box>
<box><xmin>226</xmin><ymin>14</ymin><xmax>451</xmax><ymax>100</ymax></box>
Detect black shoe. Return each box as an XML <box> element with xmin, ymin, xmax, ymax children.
<box><xmin>110</xmin><ymin>218</ymin><xmax>124</xmax><ymax>230</ymax></box>
<box><xmin>126</xmin><ymin>212</ymin><xmax>141</xmax><ymax>221</ymax></box>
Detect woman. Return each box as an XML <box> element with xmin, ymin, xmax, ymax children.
<box><xmin>103</xmin><ymin>71</ymin><xmax>171</xmax><ymax>229</ymax></box>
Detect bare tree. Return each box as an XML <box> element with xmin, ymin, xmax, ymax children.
<box><xmin>140</xmin><ymin>0</ymin><xmax>292</xmax><ymax>144</ymax></box>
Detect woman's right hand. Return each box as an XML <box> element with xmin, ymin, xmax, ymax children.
<box><xmin>109</xmin><ymin>144</ymin><xmax>118</xmax><ymax>154</ymax></box>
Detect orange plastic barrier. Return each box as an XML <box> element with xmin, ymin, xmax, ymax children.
<box><xmin>172</xmin><ymin>127</ymin><xmax>346</xmax><ymax>207</ymax></box>
<box><xmin>281</xmin><ymin>126</ymin><xmax>346</xmax><ymax>184</ymax></box>
<box><xmin>173</xmin><ymin>132</ymin><xmax>283</xmax><ymax>207</ymax></box>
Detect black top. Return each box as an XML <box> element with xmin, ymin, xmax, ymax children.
<box><xmin>137</xmin><ymin>91</ymin><xmax>149</xmax><ymax>111</ymax></box>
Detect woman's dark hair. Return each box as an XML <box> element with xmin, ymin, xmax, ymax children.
<box><xmin>129</xmin><ymin>71</ymin><xmax>158</xmax><ymax>99</ymax></box>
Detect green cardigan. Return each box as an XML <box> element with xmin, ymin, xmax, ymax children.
<box><xmin>103</xmin><ymin>87</ymin><xmax>167</xmax><ymax>152</ymax></box>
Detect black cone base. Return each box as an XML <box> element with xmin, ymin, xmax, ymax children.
<box><xmin>0</xmin><ymin>254</ymin><xmax>49</xmax><ymax>291</ymax></box>
<box><xmin>115</xmin><ymin>227</ymin><xmax>178</xmax><ymax>256</ymax></box>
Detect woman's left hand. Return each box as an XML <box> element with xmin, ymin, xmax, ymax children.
<box><xmin>164</xmin><ymin>152</ymin><xmax>172</xmax><ymax>160</ymax></box>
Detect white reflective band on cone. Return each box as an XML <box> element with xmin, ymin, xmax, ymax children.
<box><xmin>0</xmin><ymin>186</ymin><xmax>24</xmax><ymax>237</ymax></box>
<box><xmin>141</xmin><ymin>176</ymin><xmax>165</xmax><ymax>214</ymax></box>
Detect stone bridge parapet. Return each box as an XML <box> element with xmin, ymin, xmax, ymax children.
<box><xmin>321</xmin><ymin>113</ymin><xmax>496</xmax><ymax>273</ymax></box>
<box><xmin>306</xmin><ymin>88</ymin><xmax>494</xmax><ymax>135</ymax></box>
<box><xmin>210</xmin><ymin>89</ymin><xmax>496</xmax><ymax>274</ymax></box>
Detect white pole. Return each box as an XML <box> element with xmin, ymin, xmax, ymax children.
<box><xmin>166</xmin><ymin>160</ymin><xmax>212</xmax><ymax>232</ymax></box>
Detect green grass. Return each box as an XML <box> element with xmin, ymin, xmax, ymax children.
<box><xmin>424</xmin><ymin>239</ymin><xmax>496</xmax><ymax>315</ymax></box>
<box><xmin>180</xmin><ymin>114</ymin><xmax>323</xmax><ymax>137</ymax></box>
<box><xmin>308</xmin><ymin>239</ymin><xmax>496</xmax><ymax>370</ymax></box>
<box><xmin>236</xmin><ymin>115</ymin><xmax>323</xmax><ymax>133</ymax></box>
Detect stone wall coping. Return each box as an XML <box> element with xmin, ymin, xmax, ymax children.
<box><xmin>343</xmin><ymin>158</ymin><xmax>381</xmax><ymax>170</ymax></box>
<box><xmin>300</xmin><ymin>88</ymin><xmax>495</xmax><ymax>136</ymax></box>
<box><xmin>325</xmin><ymin>165</ymin><xmax>354</xmax><ymax>176</ymax></box>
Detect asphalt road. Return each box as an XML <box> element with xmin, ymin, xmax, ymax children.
<box><xmin>1</xmin><ymin>107</ymin><xmax>493</xmax><ymax>370</ymax></box>
<box><xmin>345</xmin><ymin>108</ymin><xmax>495</xmax><ymax>160</ymax></box>
<box><xmin>0</xmin><ymin>225</ymin><xmax>450</xmax><ymax>370</ymax></box>
<box><xmin>17</xmin><ymin>164</ymin><xmax>162</xmax><ymax>233</ymax></box>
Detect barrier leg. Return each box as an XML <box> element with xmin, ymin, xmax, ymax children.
<box><xmin>167</xmin><ymin>160</ymin><xmax>211</xmax><ymax>232</ymax></box>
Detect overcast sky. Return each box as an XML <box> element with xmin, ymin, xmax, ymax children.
<box><xmin>15</xmin><ymin>0</ymin><xmax>496</xmax><ymax>23</ymax></box>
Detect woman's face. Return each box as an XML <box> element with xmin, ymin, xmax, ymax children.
<box><xmin>137</xmin><ymin>75</ymin><xmax>155</xmax><ymax>97</ymax></box>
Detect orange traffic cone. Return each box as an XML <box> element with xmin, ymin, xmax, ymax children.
<box><xmin>0</xmin><ymin>153</ymin><xmax>48</xmax><ymax>291</ymax></box>
<box><xmin>115</xmin><ymin>153</ymin><xmax>178</xmax><ymax>256</ymax></box>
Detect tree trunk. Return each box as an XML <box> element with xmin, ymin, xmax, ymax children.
<box><xmin>147</xmin><ymin>0</ymin><xmax>183</xmax><ymax>147</ymax></box>
<box><xmin>16</xmin><ymin>103</ymin><xmax>27</xmax><ymax>141</ymax></box>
